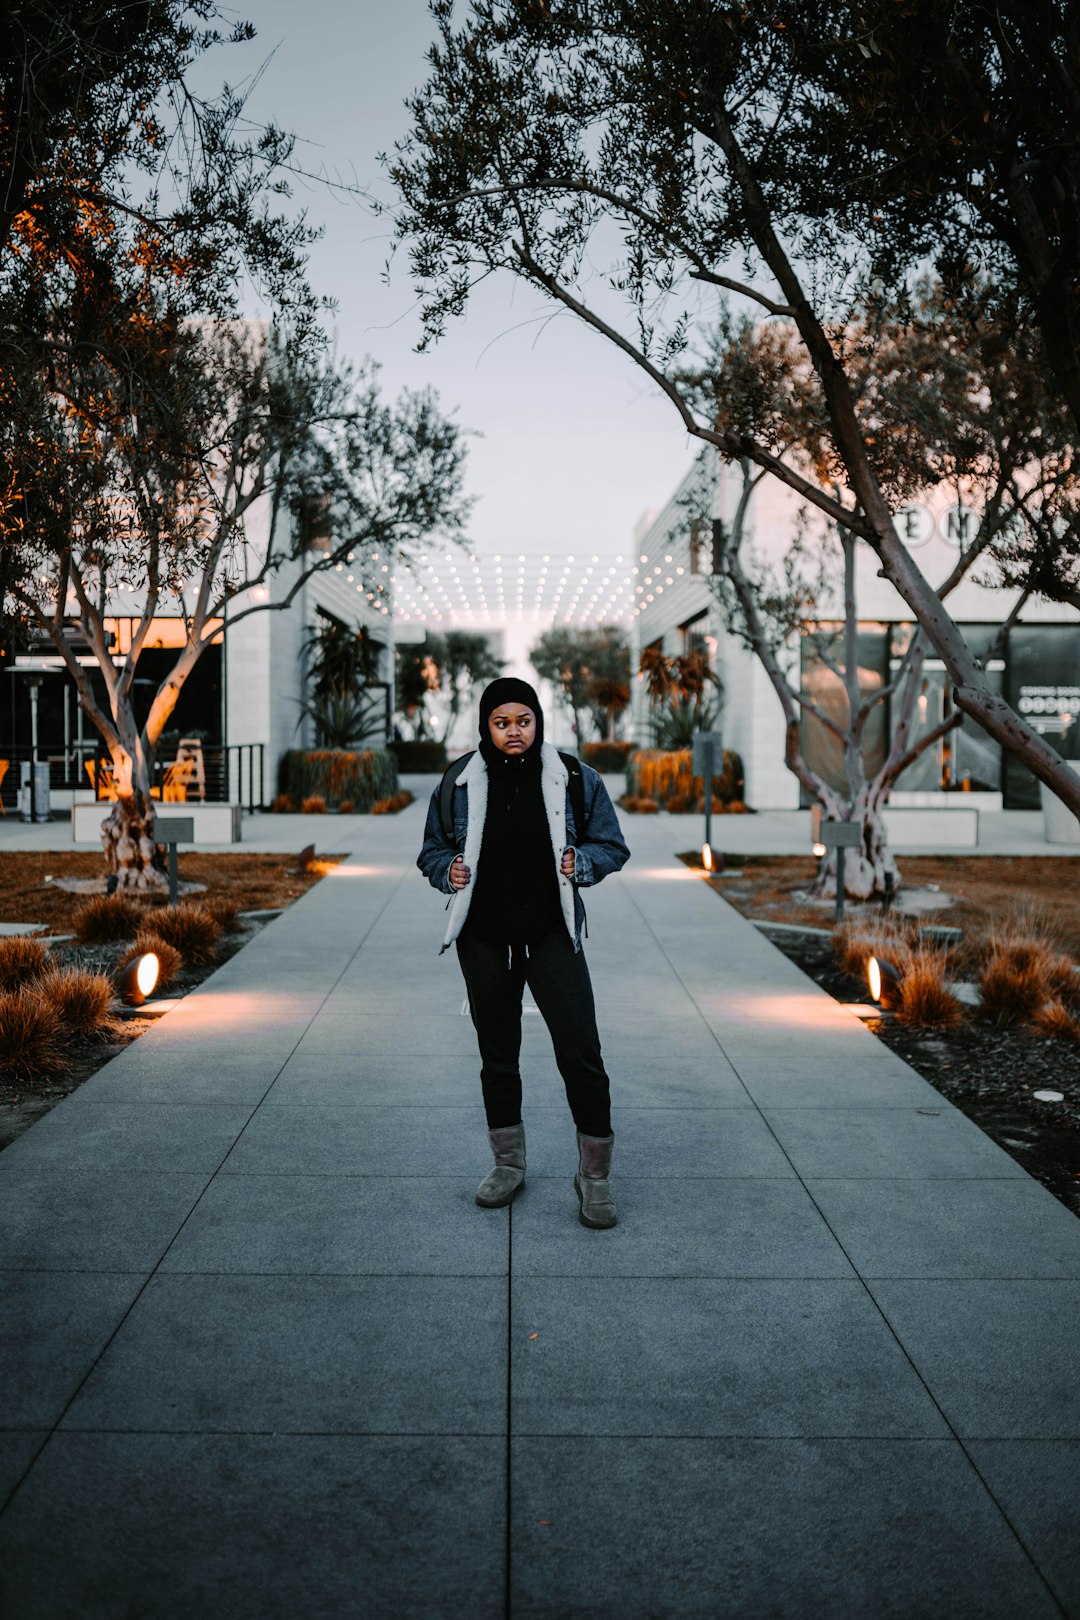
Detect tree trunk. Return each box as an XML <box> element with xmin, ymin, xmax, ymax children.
<box><xmin>100</xmin><ymin>750</ymin><xmax>167</xmax><ymax>892</ymax></box>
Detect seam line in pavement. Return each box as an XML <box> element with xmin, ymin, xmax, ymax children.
<box><xmin>0</xmin><ymin>866</ymin><xmax>410</xmax><ymax>1523</ymax></box>
<box><xmin>617</xmin><ymin>869</ymin><xmax>1071</xmax><ymax>1617</ymax></box>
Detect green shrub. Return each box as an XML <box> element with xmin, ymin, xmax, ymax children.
<box><xmin>581</xmin><ymin>741</ymin><xmax>636</xmax><ymax>773</ymax></box>
<box><xmin>281</xmin><ymin>748</ymin><xmax>398</xmax><ymax>811</ymax></box>
<box><xmin>625</xmin><ymin>747</ymin><xmax>746</xmax><ymax>807</ymax></box>
<box><xmin>389</xmin><ymin>739</ymin><xmax>449</xmax><ymax>773</ymax></box>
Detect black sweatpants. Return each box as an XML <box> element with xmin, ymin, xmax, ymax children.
<box><xmin>456</xmin><ymin>922</ymin><xmax>612</xmax><ymax>1138</ymax></box>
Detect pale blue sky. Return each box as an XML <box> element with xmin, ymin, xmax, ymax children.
<box><xmin>232</xmin><ymin>0</ymin><xmax>697</xmax><ymax>569</ymax></box>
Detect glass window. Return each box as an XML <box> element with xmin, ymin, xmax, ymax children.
<box><xmin>799</xmin><ymin>622</ymin><xmax>889</xmax><ymax>799</ymax></box>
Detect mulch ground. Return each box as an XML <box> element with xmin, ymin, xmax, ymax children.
<box><xmin>0</xmin><ymin>851</ymin><xmax>340</xmax><ymax>1153</ymax></box>
<box><xmin>678</xmin><ymin>851</ymin><xmax>1080</xmax><ymax>1219</ymax></box>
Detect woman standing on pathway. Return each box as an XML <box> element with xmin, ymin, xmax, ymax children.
<box><xmin>417</xmin><ymin>677</ymin><xmax>630</xmax><ymax>1227</ymax></box>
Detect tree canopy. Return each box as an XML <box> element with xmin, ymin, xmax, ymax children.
<box><xmin>391</xmin><ymin>0</ymin><xmax>1080</xmax><ymax>815</ymax></box>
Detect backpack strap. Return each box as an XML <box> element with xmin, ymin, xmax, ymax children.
<box><xmin>558</xmin><ymin>751</ymin><xmax>588</xmax><ymax>839</ymax></box>
<box><xmin>439</xmin><ymin>751</ymin><xmax>473</xmax><ymax>843</ymax></box>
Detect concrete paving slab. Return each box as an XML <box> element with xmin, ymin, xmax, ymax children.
<box><xmin>511</xmin><ymin>1277</ymin><xmax>949</xmax><ymax>1437</ymax></box>
<box><xmin>0</xmin><ymin>1432</ymin><xmax>506</xmax><ymax>1620</ymax></box>
<box><xmin>0</xmin><ymin>1433</ymin><xmax>45</xmax><ymax>1505</ymax></box>
<box><xmin>867</xmin><ymin>1280</ymin><xmax>1080</xmax><ymax>1438</ymax></box>
<box><xmin>762</xmin><ymin>1106</ymin><xmax>1026</xmax><ymax>1179</ymax></box>
<box><xmin>516</xmin><ymin>1054</ymin><xmax>753</xmax><ymax>1110</ymax></box>
<box><xmin>524</xmin><ymin>1108</ymin><xmax>796</xmax><ymax>1179</ymax></box>
<box><xmin>0</xmin><ymin>1170</ymin><xmax>206</xmax><ymax>1272</ymax></box>
<box><xmin>1</xmin><ymin>1100</ymin><xmax>254</xmax><ymax>1174</ymax></box>
<box><xmin>218</xmin><ymin>1103</ymin><xmax>486</xmax><ymax>1177</ymax></box>
<box><xmin>966</xmin><ymin>1440</ymin><xmax>1080</xmax><ymax>1614</ymax></box>
<box><xmin>729</xmin><ymin>1057</ymin><xmax>938</xmax><ymax>1109</ymax></box>
<box><xmin>3</xmin><ymin>806</ymin><xmax>1078</xmax><ymax>1613</ymax></box>
<box><xmin>263</xmin><ymin>1051</ymin><xmax>480</xmax><ymax>1107</ymax></box>
<box><xmin>807</xmin><ymin>1178</ymin><xmax>1080</xmax><ymax>1278</ymax></box>
<box><xmin>512</xmin><ymin>1177</ymin><xmax>855</xmax><ymax>1278</ymax></box>
<box><xmin>509</xmin><ymin>1436</ymin><xmax>1060</xmax><ymax>1620</ymax></box>
<box><xmin>0</xmin><ymin>1272</ymin><xmax>144</xmax><ymax>1429</ymax></box>
<box><xmin>159</xmin><ymin>1174</ymin><xmax>507</xmax><ymax>1275</ymax></box>
<box><xmin>63</xmin><ymin>1273</ymin><xmax>507</xmax><ymax>1436</ymax></box>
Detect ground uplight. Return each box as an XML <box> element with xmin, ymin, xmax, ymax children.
<box><xmin>117</xmin><ymin>951</ymin><xmax>160</xmax><ymax>1006</ymax></box>
<box><xmin>867</xmin><ymin>954</ymin><xmax>903</xmax><ymax>1010</ymax></box>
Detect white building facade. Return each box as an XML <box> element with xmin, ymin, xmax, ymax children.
<box><xmin>630</xmin><ymin>452</ymin><xmax>1080</xmax><ymax>811</ymax></box>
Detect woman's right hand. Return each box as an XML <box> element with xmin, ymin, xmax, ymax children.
<box><xmin>449</xmin><ymin>856</ymin><xmax>471</xmax><ymax>890</ymax></box>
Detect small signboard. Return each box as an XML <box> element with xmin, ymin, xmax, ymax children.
<box><xmin>155</xmin><ymin>817</ymin><xmax>194</xmax><ymax>844</ymax></box>
<box><xmin>819</xmin><ymin>820</ymin><xmax>862</xmax><ymax>849</ymax></box>
<box><xmin>691</xmin><ymin>732</ymin><xmax>724</xmax><ymax>777</ymax></box>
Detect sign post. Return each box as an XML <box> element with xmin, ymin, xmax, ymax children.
<box><xmin>155</xmin><ymin>816</ymin><xmax>194</xmax><ymax>906</ymax></box>
<box><xmin>818</xmin><ymin>819</ymin><xmax>862</xmax><ymax>923</ymax></box>
<box><xmin>692</xmin><ymin>731</ymin><xmax>724</xmax><ymax>869</ymax></box>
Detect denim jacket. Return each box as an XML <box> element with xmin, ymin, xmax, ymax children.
<box><xmin>416</xmin><ymin>741</ymin><xmax>631</xmax><ymax>954</ymax></box>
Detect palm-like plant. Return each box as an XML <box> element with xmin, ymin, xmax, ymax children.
<box><xmin>298</xmin><ymin>690</ymin><xmax>385</xmax><ymax>749</ymax></box>
<box><xmin>640</xmin><ymin>648</ymin><xmax>724</xmax><ymax>746</ymax></box>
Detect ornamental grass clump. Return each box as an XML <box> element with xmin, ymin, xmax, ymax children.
<box><xmin>301</xmin><ymin>794</ymin><xmax>327</xmax><ymax>814</ymax></box>
<box><xmin>207</xmin><ymin>898</ymin><xmax>241</xmax><ymax>934</ymax></box>
<box><xmin>143</xmin><ymin>902</ymin><xmax>221</xmax><ymax>965</ymax></box>
<box><xmin>74</xmin><ymin>893</ymin><xmax>140</xmax><ymax>943</ymax></box>
<box><xmin>976</xmin><ymin>907</ymin><xmax>1078</xmax><ymax>1026</ymax></box>
<box><xmin>37</xmin><ymin>968</ymin><xmax>119</xmax><ymax>1038</ymax></box>
<box><xmin>1032</xmin><ymin>999</ymin><xmax>1080</xmax><ymax>1041</ymax></box>
<box><xmin>0</xmin><ymin>986</ymin><xmax>67</xmax><ymax>1079</ymax></box>
<box><xmin>979</xmin><ymin>941</ymin><xmax>1060</xmax><ymax>1025</ymax></box>
<box><xmin>833</xmin><ymin>919</ymin><xmax>914</xmax><ymax>984</ymax></box>
<box><xmin>894</xmin><ymin>947</ymin><xmax>966</xmax><ymax>1029</ymax></box>
<box><xmin>120</xmin><ymin>934</ymin><xmax>183</xmax><ymax>990</ymax></box>
<box><xmin>0</xmin><ymin>934</ymin><xmax>50</xmax><ymax>991</ymax></box>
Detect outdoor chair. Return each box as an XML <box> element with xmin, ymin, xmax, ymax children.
<box><xmin>154</xmin><ymin>759</ymin><xmax>195</xmax><ymax>802</ymax></box>
<box><xmin>85</xmin><ymin>760</ymin><xmax>118</xmax><ymax>800</ymax></box>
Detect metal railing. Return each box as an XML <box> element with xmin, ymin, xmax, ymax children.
<box><xmin>0</xmin><ymin>742</ymin><xmax>266</xmax><ymax>813</ymax></box>
<box><xmin>88</xmin><ymin>743</ymin><xmax>265</xmax><ymax>812</ymax></box>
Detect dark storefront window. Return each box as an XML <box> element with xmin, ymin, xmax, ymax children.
<box><xmin>890</xmin><ymin>623</ymin><xmax>1004</xmax><ymax>796</ymax></box>
<box><xmin>1004</xmin><ymin>624</ymin><xmax>1080</xmax><ymax>808</ymax></box>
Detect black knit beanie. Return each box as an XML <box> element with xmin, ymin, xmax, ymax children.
<box><xmin>478</xmin><ymin>677</ymin><xmax>545</xmax><ymax>749</ymax></box>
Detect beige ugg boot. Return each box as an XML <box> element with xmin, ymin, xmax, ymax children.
<box><xmin>475</xmin><ymin>1123</ymin><xmax>526</xmax><ymax>1207</ymax></box>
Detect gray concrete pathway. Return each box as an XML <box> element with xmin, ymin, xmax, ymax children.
<box><xmin>1</xmin><ymin>802</ymin><xmax>1079</xmax><ymax>1617</ymax></box>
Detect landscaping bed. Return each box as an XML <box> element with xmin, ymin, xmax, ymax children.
<box><xmin>678</xmin><ymin>851</ymin><xmax>1080</xmax><ymax>1218</ymax></box>
<box><xmin>0</xmin><ymin>851</ymin><xmax>340</xmax><ymax>1153</ymax></box>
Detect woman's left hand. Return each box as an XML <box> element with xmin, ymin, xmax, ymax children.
<box><xmin>560</xmin><ymin>847</ymin><xmax>576</xmax><ymax>878</ymax></box>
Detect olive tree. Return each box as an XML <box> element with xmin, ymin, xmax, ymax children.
<box><xmin>389</xmin><ymin>0</ymin><xmax>1080</xmax><ymax>820</ymax></box>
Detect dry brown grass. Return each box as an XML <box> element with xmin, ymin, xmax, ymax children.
<box><xmin>895</xmin><ymin>947</ymin><xmax>966</xmax><ymax>1028</ymax></box>
<box><xmin>269</xmin><ymin>794</ymin><xmax>294</xmax><ymax>813</ymax></box>
<box><xmin>207</xmin><ymin>898</ymin><xmax>241</xmax><ymax>934</ymax></box>
<box><xmin>74</xmin><ymin>893</ymin><xmax>141</xmax><ymax>943</ymax></box>
<box><xmin>371</xmin><ymin>791</ymin><xmax>415</xmax><ymax>815</ymax></box>
<box><xmin>338</xmin><ymin>799</ymin><xmax>355</xmax><ymax>814</ymax></box>
<box><xmin>38</xmin><ymin>968</ymin><xmax>119</xmax><ymax>1037</ymax></box>
<box><xmin>300</xmin><ymin>795</ymin><xmax>327</xmax><ymax>814</ymax></box>
<box><xmin>975</xmin><ymin>906</ymin><xmax>1079</xmax><ymax>1025</ymax></box>
<box><xmin>144</xmin><ymin>902</ymin><xmax>221</xmax><ymax>964</ymax></box>
<box><xmin>119</xmin><ymin>933</ymin><xmax>183</xmax><ymax>991</ymax></box>
<box><xmin>0</xmin><ymin>934</ymin><xmax>50</xmax><ymax>991</ymax></box>
<box><xmin>834</xmin><ymin>918</ymin><xmax>915</xmax><ymax>983</ymax></box>
<box><xmin>619</xmin><ymin>795</ymin><xmax>661</xmax><ymax>814</ymax></box>
<box><xmin>1032</xmin><ymin>999</ymin><xmax>1080</xmax><ymax>1041</ymax></box>
<box><xmin>0</xmin><ymin>986</ymin><xmax>67</xmax><ymax>1079</ymax></box>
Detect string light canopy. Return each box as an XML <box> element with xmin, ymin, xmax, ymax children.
<box><xmin>344</xmin><ymin>549</ymin><xmax>640</xmax><ymax>629</ymax></box>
